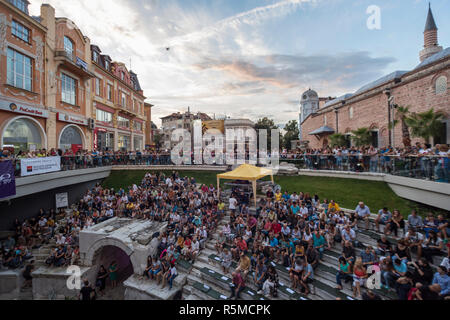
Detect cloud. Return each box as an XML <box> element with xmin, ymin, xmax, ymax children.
<box><xmin>194</xmin><ymin>52</ymin><xmax>396</xmax><ymax>90</ymax></box>
<box><xmin>28</xmin><ymin>0</ymin><xmax>398</xmax><ymax>128</ymax></box>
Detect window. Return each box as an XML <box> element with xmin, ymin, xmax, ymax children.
<box><xmin>435</xmin><ymin>76</ymin><xmax>447</xmax><ymax>95</ymax></box>
<box><xmin>121</xmin><ymin>92</ymin><xmax>127</xmax><ymax>107</ymax></box>
<box><xmin>95</xmin><ymin>78</ymin><xmax>101</xmax><ymax>96</ymax></box>
<box><xmin>118</xmin><ymin>134</ymin><xmax>130</xmax><ymax>151</ymax></box>
<box><xmin>117</xmin><ymin>116</ymin><xmax>130</xmax><ymax>128</ymax></box>
<box><xmin>121</xmin><ymin>72</ymin><xmax>124</xmax><ymax>81</ymax></box>
<box><xmin>7</xmin><ymin>48</ymin><xmax>32</xmax><ymax>91</ymax></box>
<box><xmin>134</xmin><ymin>121</ymin><xmax>142</xmax><ymax>131</ymax></box>
<box><xmin>324</xmin><ymin>115</ymin><xmax>327</xmax><ymax>125</ymax></box>
<box><xmin>9</xmin><ymin>0</ymin><xmax>27</xmax><ymax>12</ymax></box>
<box><xmin>104</xmin><ymin>60</ymin><xmax>109</xmax><ymax>71</ymax></box>
<box><xmin>3</xmin><ymin>118</ymin><xmax>42</xmax><ymax>152</ymax></box>
<box><xmin>60</xmin><ymin>126</ymin><xmax>83</xmax><ymax>151</ymax></box>
<box><xmin>107</xmin><ymin>84</ymin><xmax>113</xmax><ymax>101</ymax></box>
<box><xmin>96</xmin><ymin>109</ymin><xmax>112</xmax><ymax>123</ymax></box>
<box><xmin>12</xmin><ymin>21</ymin><xmax>30</xmax><ymax>43</ymax></box>
<box><xmin>64</xmin><ymin>36</ymin><xmax>74</xmax><ymax>60</ymax></box>
<box><xmin>61</xmin><ymin>73</ymin><xmax>76</xmax><ymax>105</ymax></box>
<box><xmin>349</xmin><ymin>107</ymin><xmax>354</xmax><ymax>119</ymax></box>
<box><xmin>92</xmin><ymin>51</ymin><xmax>99</xmax><ymax>63</ymax></box>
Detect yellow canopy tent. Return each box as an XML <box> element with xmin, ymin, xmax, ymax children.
<box><xmin>217</xmin><ymin>164</ymin><xmax>274</xmax><ymax>207</ymax></box>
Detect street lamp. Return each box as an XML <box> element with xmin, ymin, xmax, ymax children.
<box><xmin>383</xmin><ymin>88</ymin><xmax>392</xmax><ymax>146</ymax></box>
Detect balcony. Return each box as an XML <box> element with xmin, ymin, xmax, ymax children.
<box><xmin>55</xmin><ymin>51</ymin><xmax>95</xmax><ymax>79</ymax></box>
<box><xmin>115</xmin><ymin>103</ymin><xmax>137</xmax><ymax>117</ymax></box>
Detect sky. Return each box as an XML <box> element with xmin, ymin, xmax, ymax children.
<box><xmin>29</xmin><ymin>0</ymin><xmax>450</xmax><ymax>127</ymax></box>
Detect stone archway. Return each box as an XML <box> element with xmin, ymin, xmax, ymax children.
<box><xmin>85</xmin><ymin>238</ymin><xmax>137</xmax><ymax>277</ymax></box>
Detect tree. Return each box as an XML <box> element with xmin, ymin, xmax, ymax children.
<box><xmin>329</xmin><ymin>133</ymin><xmax>347</xmax><ymax>147</ymax></box>
<box><xmin>390</xmin><ymin>105</ymin><xmax>412</xmax><ymax>147</ymax></box>
<box><xmin>282</xmin><ymin>120</ymin><xmax>299</xmax><ymax>150</ymax></box>
<box><xmin>351</xmin><ymin>127</ymin><xmax>372</xmax><ymax>147</ymax></box>
<box><xmin>404</xmin><ymin>108</ymin><xmax>445</xmax><ymax>144</ymax></box>
<box><xmin>153</xmin><ymin>132</ymin><xmax>163</xmax><ymax>150</ymax></box>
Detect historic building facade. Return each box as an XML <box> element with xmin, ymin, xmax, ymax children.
<box><xmin>0</xmin><ymin>0</ymin><xmax>47</xmax><ymax>152</ymax></box>
<box><xmin>300</xmin><ymin>5</ymin><xmax>449</xmax><ymax>149</ymax></box>
<box><xmin>160</xmin><ymin>109</ymin><xmax>211</xmax><ymax>150</ymax></box>
<box><xmin>90</xmin><ymin>45</ymin><xmax>146</xmax><ymax>152</ymax></box>
<box><xmin>0</xmin><ymin>0</ymin><xmax>149</xmax><ymax>153</ymax></box>
<box><xmin>41</xmin><ymin>4</ymin><xmax>94</xmax><ymax>153</ymax></box>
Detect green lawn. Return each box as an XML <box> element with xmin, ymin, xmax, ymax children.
<box><xmin>103</xmin><ymin>170</ymin><xmax>221</xmax><ymax>190</ymax></box>
<box><xmin>102</xmin><ymin>170</ymin><xmax>441</xmax><ymax>216</ymax></box>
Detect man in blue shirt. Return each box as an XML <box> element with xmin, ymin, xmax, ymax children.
<box><xmin>355</xmin><ymin>202</ymin><xmax>371</xmax><ymax>230</ymax></box>
<box><xmin>432</xmin><ymin>266</ymin><xmax>450</xmax><ymax>297</ymax></box>
<box><xmin>312</xmin><ymin>231</ymin><xmax>326</xmax><ymax>260</ymax></box>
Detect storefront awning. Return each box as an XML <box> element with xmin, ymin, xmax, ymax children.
<box><xmin>308</xmin><ymin>126</ymin><xmax>335</xmax><ymax>136</ymax></box>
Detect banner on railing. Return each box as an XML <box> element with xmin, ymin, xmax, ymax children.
<box><xmin>0</xmin><ymin>160</ymin><xmax>16</xmax><ymax>199</ymax></box>
<box><xmin>20</xmin><ymin>157</ymin><xmax>61</xmax><ymax>177</ymax></box>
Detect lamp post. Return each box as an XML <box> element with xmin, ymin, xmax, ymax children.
<box><xmin>383</xmin><ymin>88</ymin><xmax>392</xmax><ymax>146</ymax></box>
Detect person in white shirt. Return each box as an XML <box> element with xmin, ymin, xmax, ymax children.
<box><xmin>190</xmin><ymin>238</ymin><xmax>200</xmax><ymax>261</ymax></box>
<box><xmin>56</xmin><ymin>234</ymin><xmax>66</xmax><ymax>245</ymax></box>
<box><xmin>38</xmin><ymin>217</ymin><xmax>47</xmax><ymax>228</ymax></box>
<box><xmin>405</xmin><ymin>228</ymin><xmax>425</xmax><ymax>258</ymax></box>
<box><xmin>229</xmin><ymin>196</ymin><xmax>238</xmax><ymax>218</ymax></box>
<box><xmin>299</xmin><ymin>204</ymin><xmax>309</xmax><ymax>217</ymax></box>
<box><xmin>355</xmin><ymin>202</ymin><xmax>371</xmax><ymax>230</ymax></box>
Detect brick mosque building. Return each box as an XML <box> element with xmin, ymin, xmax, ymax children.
<box><xmin>300</xmin><ymin>4</ymin><xmax>449</xmax><ymax>149</ymax></box>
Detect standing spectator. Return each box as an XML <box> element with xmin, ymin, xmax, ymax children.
<box><xmin>79</xmin><ymin>280</ymin><xmax>95</xmax><ymax>301</ymax></box>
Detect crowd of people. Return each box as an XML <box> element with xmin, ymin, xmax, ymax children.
<box><xmin>213</xmin><ymin>187</ymin><xmax>449</xmax><ymax>300</ymax></box>
<box><xmin>0</xmin><ymin>147</ymin><xmax>174</xmax><ymax>177</ymax></box>
<box><xmin>0</xmin><ymin>171</ymin><xmax>224</xmax><ymax>300</ymax></box>
<box><xmin>2</xmin><ymin>141</ymin><xmax>449</xmax><ymax>182</ymax></box>
<box><xmin>281</xmin><ymin>143</ymin><xmax>449</xmax><ymax>182</ymax></box>
<box><xmin>1</xmin><ymin>169</ymin><xmax>449</xmax><ymax>301</ymax></box>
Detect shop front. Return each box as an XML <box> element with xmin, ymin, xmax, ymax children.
<box><xmin>57</xmin><ymin>113</ymin><xmax>87</xmax><ymax>153</ymax></box>
<box><xmin>94</xmin><ymin>127</ymin><xmax>115</xmax><ymax>151</ymax></box>
<box><xmin>0</xmin><ymin>99</ymin><xmax>49</xmax><ymax>153</ymax></box>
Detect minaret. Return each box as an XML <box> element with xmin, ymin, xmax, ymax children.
<box><xmin>419</xmin><ymin>3</ymin><xmax>443</xmax><ymax>62</ymax></box>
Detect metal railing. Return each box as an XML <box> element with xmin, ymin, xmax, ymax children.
<box><xmin>8</xmin><ymin>154</ymin><xmax>449</xmax><ymax>183</ymax></box>
<box><xmin>280</xmin><ymin>154</ymin><xmax>449</xmax><ymax>183</ymax></box>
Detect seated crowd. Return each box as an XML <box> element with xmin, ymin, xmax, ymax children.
<box><xmin>1</xmin><ymin>171</ymin><xmax>223</xmax><ymax>295</ymax></box>
<box><xmin>1</xmin><ymin>171</ymin><xmax>448</xmax><ymax>301</ymax></box>
<box><xmin>213</xmin><ymin>187</ymin><xmax>449</xmax><ymax>300</ymax></box>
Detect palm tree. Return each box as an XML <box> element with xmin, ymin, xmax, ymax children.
<box><xmin>404</xmin><ymin>108</ymin><xmax>445</xmax><ymax>144</ymax></box>
<box><xmin>351</xmin><ymin>127</ymin><xmax>372</xmax><ymax>147</ymax></box>
<box><xmin>329</xmin><ymin>133</ymin><xmax>347</xmax><ymax>147</ymax></box>
<box><xmin>390</xmin><ymin>105</ymin><xmax>412</xmax><ymax>147</ymax></box>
